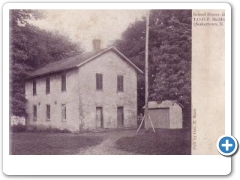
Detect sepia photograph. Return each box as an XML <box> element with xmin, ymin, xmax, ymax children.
<box><xmin>9</xmin><ymin>9</ymin><xmax>192</xmax><ymax>155</ymax></box>
<box><xmin>3</xmin><ymin>1</ymin><xmax>233</xmax><ymax>176</ymax></box>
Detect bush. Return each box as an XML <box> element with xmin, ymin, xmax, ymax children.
<box><xmin>47</xmin><ymin>127</ymin><xmax>71</xmax><ymax>133</ymax></box>
<box><xmin>11</xmin><ymin>124</ymin><xmax>27</xmax><ymax>132</ymax></box>
<box><xmin>26</xmin><ymin>125</ymin><xmax>71</xmax><ymax>133</ymax></box>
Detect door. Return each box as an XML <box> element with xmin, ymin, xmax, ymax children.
<box><xmin>117</xmin><ymin>107</ymin><xmax>124</xmax><ymax>128</ymax></box>
<box><xmin>96</xmin><ymin>107</ymin><xmax>103</xmax><ymax>128</ymax></box>
<box><xmin>149</xmin><ymin>108</ymin><xmax>170</xmax><ymax>129</ymax></box>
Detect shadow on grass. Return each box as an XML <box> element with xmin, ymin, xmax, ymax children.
<box><xmin>115</xmin><ymin>129</ymin><xmax>191</xmax><ymax>155</ymax></box>
<box><xmin>10</xmin><ymin>132</ymin><xmax>103</xmax><ymax>155</ymax></box>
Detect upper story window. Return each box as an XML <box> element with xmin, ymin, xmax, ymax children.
<box><xmin>46</xmin><ymin>77</ymin><xmax>50</xmax><ymax>94</ymax></box>
<box><xmin>117</xmin><ymin>75</ymin><xmax>124</xmax><ymax>92</ymax></box>
<box><xmin>33</xmin><ymin>80</ymin><xmax>37</xmax><ymax>95</ymax></box>
<box><xmin>96</xmin><ymin>73</ymin><xmax>103</xmax><ymax>90</ymax></box>
<box><xmin>61</xmin><ymin>74</ymin><xmax>66</xmax><ymax>92</ymax></box>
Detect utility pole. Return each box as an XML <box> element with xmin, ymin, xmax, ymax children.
<box><xmin>144</xmin><ymin>10</ymin><xmax>150</xmax><ymax>127</ymax></box>
<box><xmin>137</xmin><ymin>10</ymin><xmax>155</xmax><ymax>133</ymax></box>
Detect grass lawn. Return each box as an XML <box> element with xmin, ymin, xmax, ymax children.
<box><xmin>10</xmin><ymin>132</ymin><xmax>103</xmax><ymax>155</ymax></box>
<box><xmin>115</xmin><ymin>129</ymin><xmax>191</xmax><ymax>155</ymax></box>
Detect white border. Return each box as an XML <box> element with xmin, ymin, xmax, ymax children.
<box><xmin>3</xmin><ymin>3</ymin><xmax>231</xmax><ymax>175</ymax></box>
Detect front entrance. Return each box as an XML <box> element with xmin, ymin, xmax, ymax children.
<box><xmin>117</xmin><ymin>107</ymin><xmax>124</xmax><ymax>128</ymax></box>
<box><xmin>148</xmin><ymin>108</ymin><xmax>170</xmax><ymax>128</ymax></box>
<box><xmin>96</xmin><ymin>107</ymin><xmax>103</xmax><ymax>128</ymax></box>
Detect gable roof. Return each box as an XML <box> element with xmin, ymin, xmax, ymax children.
<box><xmin>143</xmin><ymin>100</ymin><xmax>184</xmax><ymax>109</ymax></box>
<box><xmin>27</xmin><ymin>46</ymin><xmax>143</xmax><ymax>79</ymax></box>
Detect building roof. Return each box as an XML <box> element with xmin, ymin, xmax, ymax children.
<box><xmin>27</xmin><ymin>46</ymin><xmax>143</xmax><ymax>79</ymax></box>
<box><xmin>143</xmin><ymin>100</ymin><xmax>184</xmax><ymax>109</ymax></box>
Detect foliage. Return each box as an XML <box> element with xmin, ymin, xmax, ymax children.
<box><xmin>10</xmin><ymin>124</ymin><xmax>72</xmax><ymax>133</ymax></box>
<box><xmin>26</xmin><ymin>125</ymin><xmax>71</xmax><ymax>133</ymax></box>
<box><xmin>11</xmin><ymin>124</ymin><xmax>27</xmax><ymax>132</ymax></box>
<box><xmin>150</xmin><ymin>10</ymin><xmax>191</xmax><ymax>107</ymax></box>
<box><xmin>10</xmin><ymin>10</ymin><xmax>82</xmax><ymax>116</ymax></box>
<box><xmin>114</xmin><ymin>10</ymin><xmax>192</xmax><ymax>127</ymax></box>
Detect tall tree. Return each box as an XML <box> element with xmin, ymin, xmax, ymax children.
<box><xmin>10</xmin><ymin>10</ymin><xmax>82</xmax><ymax>116</ymax></box>
<box><xmin>114</xmin><ymin>10</ymin><xmax>192</xmax><ymax>128</ymax></box>
<box><xmin>150</xmin><ymin>10</ymin><xmax>191</xmax><ymax>128</ymax></box>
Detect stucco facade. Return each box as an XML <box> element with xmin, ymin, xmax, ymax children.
<box><xmin>25</xmin><ymin>69</ymin><xmax>80</xmax><ymax>131</ymax></box>
<box><xmin>25</xmin><ymin>48</ymin><xmax>140</xmax><ymax>132</ymax></box>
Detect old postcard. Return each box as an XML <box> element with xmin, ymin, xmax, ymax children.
<box><xmin>3</xmin><ymin>3</ymin><xmax>231</xmax><ymax>175</ymax></box>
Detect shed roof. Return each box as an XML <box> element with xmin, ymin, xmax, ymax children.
<box><xmin>143</xmin><ymin>100</ymin><xmax>184</xmax><ymax>109</ymax></box>
<box><xmin>27</xmin><ymin>46</ymin><xmax>143</xmax><ymax>79</ymax></box>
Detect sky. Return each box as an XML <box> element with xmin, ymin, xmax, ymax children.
<box><xmin>30</xmin><ymin>10</ymin><xmax>147</xmax><ymax>52</ymax></box>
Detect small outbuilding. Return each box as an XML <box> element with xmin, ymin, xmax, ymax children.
<box><xmin>144</xmin><ymin>100</ymin><xmax>183</xmax><ymax>129</ymax></box>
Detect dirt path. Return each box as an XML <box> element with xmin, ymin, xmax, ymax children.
<box><xmin>77</xmin><ymin>130</ymin><xmax>136</xmax><ymax>155</ymax></box>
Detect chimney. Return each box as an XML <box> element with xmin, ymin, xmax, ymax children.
<box><xmin>93</xmin><ymin>39</ymin><xmax>101</xmax><ymax>52</ymax></box>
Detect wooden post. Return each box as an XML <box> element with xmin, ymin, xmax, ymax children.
<box><xmin>137</xmin><ymin>10</ymin><xmax>155</xmax><ymax>133</ymax></box>
<box><xmin>137</xmin><ymin>114</ymin><xmax>145</xmax><ymax>132</ymax></box>
<box><xmin>145</xmin><ymin>10</ymin><xmax>150</xmax><ymax>129</ymax></box>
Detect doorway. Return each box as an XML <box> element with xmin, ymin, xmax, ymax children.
<box><xmin>96</xmin><ymin>107</ymin><xmax>103</xmax><ymax>128</ymax></box>
<box><xmin>148</xmin><ymin>108</ymin><xmax>170</xmax><ymax>128</ymax></box>
<box><xmin>117</xmin><ymin>107</ymin><xmax>124</xmax><ymax>128</ymax></box>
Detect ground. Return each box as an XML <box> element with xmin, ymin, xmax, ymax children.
<box><xmin>77</xmin><ymin>129</ymin><xmax>136</xmax><ymax>155</ymax></box>
<box><xmin>10</xmin><ymin>129</ymin><xmax>191</xmax><ymax>155</ymax></box>
<box><xmin>116</xmin><ymin>129</ymin><xmax>191</xmax><ymax>155</ymax></box>
<box><xmin>10</xmin><ymin>132</ymin><xmax>103</xmax><ymax>155</ymax></box>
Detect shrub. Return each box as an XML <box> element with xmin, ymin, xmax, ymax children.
<box><xmin>26</xmin><ymin>125</ymin><xmax>71</xmax><ymax>133</ymax></box>
<box><xmin>48</xmin><ymin>127</ymin><xmax>71</xmax><ymax>133</ymax></box>
<box><xmin>11</xmin><ymin>124</ymin><xmax>27</xmax><ymax>132</ymax></box>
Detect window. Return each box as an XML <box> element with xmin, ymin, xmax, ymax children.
<box><xmin>62</xmin><ymin>104</ymin><xmax>67</xmax><ymax>121</ymax></box>
<box><xmin>117</xmin><ymin>75</ymin><xmax>124</xmax><ymax>92</ymax></box>
<box><xmin>46</xmin><ymin>104</ymin><xmax>50</xmax><ymax>120</ymax></box>
<box><xmin>61</xmin><ymin>74</ymin><xmax>66</xmax><ymax>92</ymax></box>
<box><xmin>46</xmin><ymin>77</ymin><xmax>50</xmax><ymax>94</ymax></box>
<box><xmin>33</xmin><ymin>80</ymin><xmax>37</xmax><ymax>95</ymax></box>
<box><xmin>96</xmin><ymin>73</ymin><xmax>103</xmax><ymax>90</ymax></box>
<box><xmin>33</xmin><ymin>105</ymin><xmax>37</xmax><ymax>121</ymax></box>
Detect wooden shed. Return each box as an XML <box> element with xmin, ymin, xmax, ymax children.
<box><xmin>144</xmin><ymin>100</ymin><xmax>183</xmax><ymax>129</ymax></box>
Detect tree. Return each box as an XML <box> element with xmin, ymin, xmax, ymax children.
<box><xmin>10</xmin><ymin>10</ymin><xmax>82</xmax><ymax>116</ymax></box>
<box><xmin>150</xmin><ymin>10</ymin><xmax>191</xmax><ymax>128</ymax></box>
<box><xmin>114</xmin><ymin>10</ymin><xmax>192</xmax><ymax>128</ymax></box>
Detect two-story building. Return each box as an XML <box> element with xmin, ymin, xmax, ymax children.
<box><xmin>25</xmin><ymin>41</ymin><xmax>143</xmax><ymax>132</ymax></box>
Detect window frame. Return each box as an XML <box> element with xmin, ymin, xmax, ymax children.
<box><xmin>117</xmin><ymin>75</ymin><xmax>124</xmax><ymax>92</ymax></box>
<box><xmin>61</xmin><ymin>74</ymin><xmax>67</xmax><ymax>92</ymax></box>
<box><xmin>96</xmin><ymin>73</ymin><xmax>103</xmax><ymax>90</ymax></box>
<box><xmin>46</xmin><ymin>104</ymin><xmax>51</xmax><ymax>121</ymax></box>
<box><xmin>61</xmin><ymin>104</ymin><xmax>67</xmax><ymax>121</ymax></box>
<box><xmin>33</xmin><ymin>80</ymin><xmax>37</xmax><ymax>95</ymax></box>
<box><xmin>33</xmin><ymin>105</ymin><xmax>37</xmax><ymax>121</ymax></box>
<box><xmin>46</xmin><ymin>77</ymin><xmax>50</xmax><ymax>94</ymax></box>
